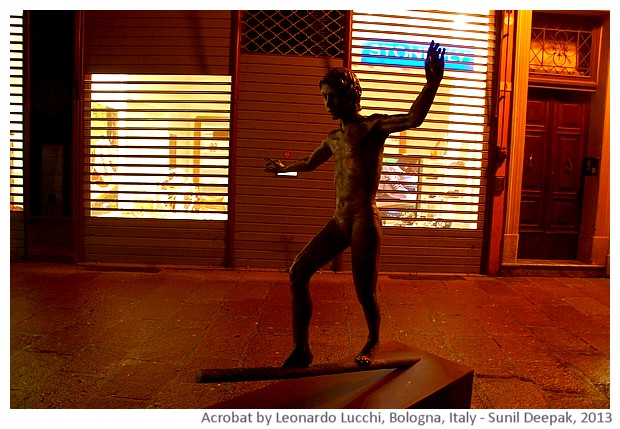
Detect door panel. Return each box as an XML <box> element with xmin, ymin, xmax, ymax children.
<box><xmin>552</xmin><ymin>134</ymin><xmax>584</xmax><ymax>193</ymax></box>
<box><xmin>521</xmin><ymin>130</ymin><xmax>547</xmax><ymax>230</ymax></box>
<box><xmin>518</xmin><ymin>89</ymin><xmax>589</xmax><ymax>259</ymax></box>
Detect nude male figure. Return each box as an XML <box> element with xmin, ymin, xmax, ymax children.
<box><xmin>266</xmin><ymin>41</ymin><xmax>445</xmax><ymax>368</ymax></box>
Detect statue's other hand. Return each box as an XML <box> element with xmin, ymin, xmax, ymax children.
<box><xmin>265</xmin><ymin>157</ymin><xmax>285</xmax><ymax>173</ymax></box>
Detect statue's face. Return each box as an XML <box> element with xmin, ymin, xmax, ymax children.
<box><xmin>320</xmin><ymin>83</ymin><xmax>354</xmax><ymax>120</ymax></box>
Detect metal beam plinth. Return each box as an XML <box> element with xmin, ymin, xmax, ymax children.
<box><xmin>207</xmin><ymin>341</ymin><xmax>474</xmax><ymax>409</ymax></box>
<box><xmin>196</xmin><ymin>358</ymin><xmax>420</xmax><ymax>383</ymax></box>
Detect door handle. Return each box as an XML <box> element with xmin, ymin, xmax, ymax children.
<box><xmin>566</xmin><ymin>158</ymin><xmax>572</xmax><ymax>174</ymax></box>
<box><xmin>528</xmin><ymin>154</ymin><xmax>534</xmax><ymax>169</ymax></box>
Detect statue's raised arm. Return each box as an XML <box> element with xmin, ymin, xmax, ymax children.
<box><xmin>377</xmin><ymin>41</ymin><xmax>445</xmax><ymax>136</ymax></box>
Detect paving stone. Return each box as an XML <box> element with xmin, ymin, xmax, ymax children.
<box><xmin>10</xmin><ymin>350</ymin><xmax>72</xmax><ymax>394</ymax></box>
<box><xmin>508</xmin><ymin>308</ymin><xmax>557</xmax><ymax>327</ymax></box>
<box><xmin>449</xmin><ymin>337</ymin><xmax>517</xmax><ymax>378</ymax></box>
<box><xmin>181</xmin><ymin>355</ymin><xmax>242</xmax><ymax>384</ymax></box>
<box><xmin>163</xmin><ymin>302</ymin><xmax>220</xmax><ymax>330</ymax></box>
<box><xmin>562</xmin><ymin>296</ymin><xmax>610</xmax><ymax>316</ymax></box>
<box><xmin>28</xmin><ymin>323</ymin><xmax>102</xmax><ymax>355</ymax></box>
<box><xmin>473</xmin><ymin>305</ymin><xmax>530</xmax><ymax>336</ymax></box>
<box><xmin>16</xmin><ymin>372</ymin><xmax>102</xmax><ymax>408</ymax></box>
<box><xmin>311</xmin><ymin>301</ymin><xmax>348</xmax><ymax>326</ymax></box>
<box><xmin>96</xmin><ymin>359</ymin><xmax>177</xmax><ymax>401</ymax></box>
<box><xmin>543</xmin><ymin>391</ymin><xmax>611</xmax><ymax>409</ymax></box>
<box><xmin>10</xmin><ymin>332</ymin><xmax>44</xmax><ymax>356</ymax></box>
<box><xmin>386</xmin><ymin>304</ymin><xmax>437</xmax><ymax>334</ymax></box>
<box><xmin>152</xmin><ymin>380</ymin><xmax>235</xmax><ymax>408</ymax></box>
<box><xmin>82</xmin><ymin>394</ymin><xmax>149</xmax><ymax>408</ymax></box>
<box><xmin>136</xmin><ymin>327</ymin><xmax>203</xmax><ymax>364</ymax></box>
<box><xmin>257</xmin><ymin>304</ymin><xmax>291</xmax><ymax>335</ymax></box>
<box><xmin>420</xmin><ymin>291</ymin><xmax>466</xmax><ymax>315</ymax></box>
<box><xmin>225</xmin><ymin>280</ymin><xmax>272</xmax><ymax>301</ymax></box>
<box><xmin>432</xmin><ymin>313</ymin><xmax>487</xmax><ymax>338</ymax></box>
<box><xmin>60</xmin><ymin>345</ymin><xmax>128</xmax><ymax>376</ymax></box>
<box><xmin>556</xmin><ymin>353</ymin><xmax>611</xmax><ymax>386</ymax></box>
<box><xmin>493</xmin><ymin>334</ymin><xmax>556</xmax><ymax>363</ymax></box>
<box><xmin>95</xmin><ymin>318</ymin><xmax>161</xmax><ymax>349</ymax></box>
<box><xmin>514</xmin><ymin>360</ymin><xmax>595</xmax><ymax>394</ymax></box>
<box><xmin>530</xmin><ymin>326</ymin><xmax>597</xmax><ymax>354</ymax></box>
<box><xmin>476</xmin><ymin>378</ymin><xmax>548</xmax><ymax>408</ymax></box>
<box><xmin>243</xmin><ymin>332</ymin><xmax>291</xmax><ymax>367</ymax></box>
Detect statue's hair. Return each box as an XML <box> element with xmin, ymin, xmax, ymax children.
<box><xmin>319</xmin><ymin>67</ymin><xmax>362</xmax><ymax>112</ymax></box>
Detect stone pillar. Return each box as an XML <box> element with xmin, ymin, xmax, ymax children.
<box><xmin>501</xmin><ymin>10</ymin><xmax>531</xmax><ymax>264</ymax></box>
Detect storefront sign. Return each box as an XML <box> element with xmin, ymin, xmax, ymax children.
<box><xmin>361</xmin><ymin>41</ymin><xmax>474</xmax><ymax>71</ymax></box>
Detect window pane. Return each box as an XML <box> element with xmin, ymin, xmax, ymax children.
<box><xmin>85</xmin><ymin>75</ymin><xmax>231</xmax><ymax>220</ymax></box>
<box><xmin>351</xmin><ymin>10</ymin><xmax>494</xmax><ymax>229</ymax></box>
<box><xmin>10</xmin><ymin>13</ymin><xmax>24</xmax><ymax>211</ymax></box>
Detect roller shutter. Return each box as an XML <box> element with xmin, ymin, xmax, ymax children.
<box><xmin>82</xmin><ymin>11</ymin><xmax>233</xmax><ymax>266</ymax></box>
<box><xmin>350</xmin><ymin>10</ymin><xmax>497</xmax><ymax>274</ymax></box>
<box><xmin>234</xmin><ymin>11</ymin><xmax>346</xmax><ymax>269</ymax></box>
<box><xmin>10</xmin><ymin>12</ymin><xmax>25</xmax><ymax>260</ymax></box>
<box><xmin>234</xmin><ymin>54</ymin><xmax>342</xmax><ymax>269</ymax></box>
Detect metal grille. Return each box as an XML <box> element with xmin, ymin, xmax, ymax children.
<box><xmin>10</xmin><ymin>13</ymin><xmax>24</xmax><ymax>211</ymax></box>
<box><xmin>84</xmin><ymin>75</ymin><xmax>231</xmax><ymax>220</ymax></box>
<box><xmin>242</xmin><ymin>10</ymin><xmax>346</xmax><ymax>58</ymax></box>
<box><xmin>351</xmin><ymin>10</ymin><xmax>495</xmax><ymax>230</ymax></box>
<box><xmin>530</xmin><ymin>26</ymin><xmax>593</xmax><ymax>76</ymax></box>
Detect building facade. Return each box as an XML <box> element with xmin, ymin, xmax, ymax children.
<box><xmin>9</xmin><ymin>10</ymin><xmax>610</xmax><ymax>276</ymax></box>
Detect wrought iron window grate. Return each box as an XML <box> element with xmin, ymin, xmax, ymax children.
<box><xmin>529</xmin><ymin>26</ymin><xmax>593</xmax><ymax>76</ymax></box>
<box><xmin>242</xmin><ymin>10</ymin><xmax>346</xmax><ymax>58</ymax></box>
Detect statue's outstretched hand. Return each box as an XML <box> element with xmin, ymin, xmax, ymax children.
<box><xmin>425</xmin><ymin>41</ymin><xmax>445</xmax><ymax>85</ymax></box>
<box><xmin>265</xmin><ymin>157</ymin><xmax>285</xmax><ymax>173</ymax></box>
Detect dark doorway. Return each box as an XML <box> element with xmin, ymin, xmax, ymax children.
<box><xmin>518</xmin><ymin>88</ymin><xmax>590</xmax><ymax>260</ymax></box>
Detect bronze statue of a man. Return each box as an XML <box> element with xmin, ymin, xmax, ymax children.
<box><xmin>266</xmin><ymin>41</ymin><xmax>445</xmax><ymax>368</ymax></box>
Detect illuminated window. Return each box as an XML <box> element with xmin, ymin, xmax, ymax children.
<box><xmin>10</xmin><ymin>12</ymin><xmax>24</xmax><ymax>211</ymax></box>
<box><xmin>530</xmin><ymin>26</ymin><xmax>592</xmax><ymax>76</ymax></box>
<box><xmin>85</xmin><ymin>75</ymin><xmax>231</xmax><ymax>220</ymax></box>
<box><xmin>351</xmin><ymin>10</ymin><xmax>495</xmax><ymax>229</ymax></box>
<box><xmin>528</xmin><ymin>12</ymin><xmax>603</xmax><ymax>89</ymax></box>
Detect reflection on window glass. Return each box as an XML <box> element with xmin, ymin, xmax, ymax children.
<box><xmin>86</xmin><ymin>75</ymin><xmax>231</xmax><ymax>220</ymax></box>
<box><xmin>352</xmin><ymin>10</ymin><xmax>494</xmax><ymax>229</ymax></box>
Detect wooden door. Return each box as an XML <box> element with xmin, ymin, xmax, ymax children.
<box><xmin>518</xmin><ymin>88</ymin><xmax>589</xmax><ymax>259</ymax></box>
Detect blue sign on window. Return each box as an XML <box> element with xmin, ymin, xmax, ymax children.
<box><xmin>360</xmin><ymin>41</ymin><xmax>474</xmax><ymax>71</ymax></box>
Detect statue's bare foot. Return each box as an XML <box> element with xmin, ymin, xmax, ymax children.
<box><xmin>282</xmin><ymin>348</ymin><xmax>313</xmax><ymax>368</ymax></box>
<box><xmin>355</xmin><ymin>341</ymin><xmax>379</xmax><ymax>367</ymax></box>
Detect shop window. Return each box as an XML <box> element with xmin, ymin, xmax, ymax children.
<box><xmin>10</xmin><ymin>12</ymin><xmax>24</xmax><ymax>211</ymax></box>
<box><xmin>242</xmin><ymin>10</ymin><xmax>346</xmax><ymax>58</ymax></box>
<box><xmin>351</xmin><ymin>10</ymin><xmax>495</xmax><ymax>229</ymax></box>
<box><xmin>85</xmin><ymin>75</ymin><xmax>231</xmax><ymax>220</ymax></box>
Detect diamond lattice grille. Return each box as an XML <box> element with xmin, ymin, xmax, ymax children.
<box><xmin>242</xmin><ymin>10</ymin><xmax>346</xmax><ymax>58</ymax></box>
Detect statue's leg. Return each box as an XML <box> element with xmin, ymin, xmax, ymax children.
<box><xmin>350</xmin><ymin>211</ymin><xmax>382</xmax><ymax>366</ymax></box>
<box><xmin>283</xmin><ymin>219</ymin><xmax>349</xmax><ymax>368</ymax></box>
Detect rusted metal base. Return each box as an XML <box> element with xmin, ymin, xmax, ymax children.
<box><xmin>209</xmin><ymin>341</ymin><xmax>474</xmax><ymax>409</ymax></box>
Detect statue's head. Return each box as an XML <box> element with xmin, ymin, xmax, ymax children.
<box><xmin>319</xmin><ymin>67</ymin><xmax>362</xmax><ymax>112</ymax></box>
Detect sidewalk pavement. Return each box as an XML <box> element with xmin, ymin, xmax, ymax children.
<box><xmin>9</xmin><ymin>262</ymin><xmax>610</xmax><ymax>409</ymax></box>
